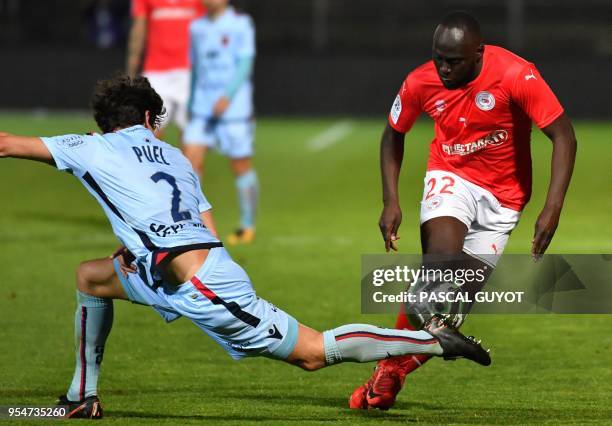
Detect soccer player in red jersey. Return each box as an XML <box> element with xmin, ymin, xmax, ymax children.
<box><xmin>126</xmin><ymin>0</ymin><xmax>205</xmax><ymax>136</ymax></box>
<box><xmin>349</xmin><ymin>11</ymin><xmax>577</xmax><ymax>410</ymax></box>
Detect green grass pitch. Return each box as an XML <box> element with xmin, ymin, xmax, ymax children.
<box><xmin>0</xmin><ymin>114</ymin><xmax>611</xmax><ymax>424</ymax></box>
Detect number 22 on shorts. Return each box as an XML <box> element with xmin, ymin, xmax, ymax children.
<box><xmin>424</xmin><ymin>175</ymin><xmax>456</xmax><ymax>200</ymax></box>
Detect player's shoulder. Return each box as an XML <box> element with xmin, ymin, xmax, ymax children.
<box><xmin>158</xmin><ymin>140</ymin><xmax>195</xmax><ymax>170</ymax></box>
<box><xmin>157</xmin><ymin>138</ymin><xmax>182</xmax><ymax>155</ymax></box>
<box><xmin>131</xmin><ymin>0</ymin><xmax>151</xmax><ymax>11</ymax></box>
<box><xmin>486</xmin><ymin>44</ymin><xmax>530</xmax><ymax>65</ymax></box>
<box><xmin>485</xmin><ymin>45</ymin><xmax>534</xmax><ymax>83</ymax></box>
<box><xmin>189</xmin><ymin>15</ymin><xmax>207</xmax><ymax>33</ymax></box>
<box><xmin>409</xmin><ymin>60</ymin><xmax>437</xmax><ymax>81</ymax></box>
<box><xmin>147</xmin><ymin>131</ymin><xmax>184</xmax><ymax>155</ymax></box>
<box><xmin>228</xmin><ymin>7</ymin><xmax>254</xmax><ymax>28</ymax></box>
<box><xmin>401</xmin><ymin>60</ymin><xmax>438</xmax><ymax>93</ymax></box>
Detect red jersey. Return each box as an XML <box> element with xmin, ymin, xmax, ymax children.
<box><xmin>132</xmin><ymin>0</ymin><xmax>205</xmax><ymax>72</ymax></box>
<box><xmin>389</xmin><ymin>45</ymin><xmax>564</xmax><ymax>211</ymax></box>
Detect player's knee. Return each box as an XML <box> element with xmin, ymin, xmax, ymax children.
<box><xmin>289</xmin><ymin>356</ymin><xmax>325</xmax><ymax>372</ymax></box>
<box><xmin>286</xmin><ymin>325</ymin><xmax>326</xmax><ymax>371</ymax></box>
<box><xmin>300</xmin><ymin>359</ymin><xmax>325</xmax><ymax>372</ymax></box>
<box><xmin>231</xmin><ymin>159</ymin><xmax>252</xmax><ymax>176</ymax></box>
<box><xmin>76</xmin><ymin>261</ymin><xmax>97</xmax><ymax>293</ymax></box>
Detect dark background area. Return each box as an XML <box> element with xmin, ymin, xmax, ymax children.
<box><xmin>0</xmin><ymin>0</ymin><xmax>611</xmax><ymax>117</ymax></box>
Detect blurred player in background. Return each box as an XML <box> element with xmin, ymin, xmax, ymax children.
<box><xmin>0</xmin><ymin>74</ymin><xmax>491</xmax><ymax>418</ymax></box>
<box><xmin>184</xmin><ymin>0</ymin><xmax>258</xmax><ymax>245</ymax></box>
<box><xmin>126</xmin><ymin>0</ymin><xmax>205</xmax><ymax>137</ymax></box>
<box><xmin>349</xmin><ymin>11</ymin><xmax>577</xmax><ymax>410</ymax></box>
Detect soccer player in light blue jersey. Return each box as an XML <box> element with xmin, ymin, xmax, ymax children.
<box><xmin>0</xmin><ymin>74</ymin><xmax>490</xmax><ymax>418</ymax></box>
<box><xmin>184</xmin><ymin>0</ymin><xmax>258</xmax><ymax>245</ymax></box>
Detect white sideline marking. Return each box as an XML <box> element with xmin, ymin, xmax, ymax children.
<box><xmin>307</xmin><ymin>120</ymin><xmax>354</xmax><ymax>152</ymax></box>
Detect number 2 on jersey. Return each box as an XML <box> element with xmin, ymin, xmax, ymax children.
<box><xmin>150</xmin><ymin>172</ymin><xmax>192</xmax><ymax>222</ymax></box>
<box><xmin>424</xmin><ymin>175</ymin><xmax>455</xmax><ymax>200</ymax></box>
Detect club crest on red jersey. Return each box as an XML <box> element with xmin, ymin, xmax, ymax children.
<box><xmin>475</xmin><ymin>91</ymin><xmax>495</xmax><ymax>111</ymax></box>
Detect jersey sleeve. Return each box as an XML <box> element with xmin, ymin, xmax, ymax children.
<box><xmin>131</xmin><ymin>0</ymin><xmax>149</xmax><ymax>18</ymax></box>
<box><xmin>235</xmin><ymin>16</ymin><xmax>255</xmax><ymax>58</ymax></box>
<box><xmin>40</xmin><ymin>134</ymin><xmax>98</xmax><ymax>175</ymax></box>
<box><xmin>512</xmin><ymin>64</ymin><xmax>564</xmax><ymax>129</ymax></box>
<box><xmin>388</xmin><ymin>74</ymin><xmax>422</xmax><ymax>133</ymax></box>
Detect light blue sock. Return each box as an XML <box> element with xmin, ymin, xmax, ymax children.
<box><xmin>235</xmin><ymin>169</ymin><xmax>258</xmax><ymax>229</ymax></box>
<box><xmin>66</xmin><ymin>291</ymin><xmax>113</xmax><ymax>401</ymax></box>
<box><xmin>323</xmin><ymin>324</ymin><xmax>442</xmax><ymax>365</ymax></box>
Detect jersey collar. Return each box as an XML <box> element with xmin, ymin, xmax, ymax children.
<box><xmin>207</xmin><ymin>6</ymin><xmax>233</xmax><ymax>24</ymax></box>
<box><xmin>115</xmin><ymin>125</ymin><xmax>154</xmax><ymax>138</ymax></box>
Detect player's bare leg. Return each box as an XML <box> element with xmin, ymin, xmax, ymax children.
<box><xmin>227</xmin><ymin>157</ymin><xmax>258</xmax><ymax>245</ymax></box>
<box><xmin>285</xmin><ymin>317</ymin><xmax>490</xmax><ymax>372</ymax></box>
<box><xmin>420</xmin><ymin>216</ymin><xmax>468</xmax><ymax>255</ymax></box>
<box><xmin>182</xmin><ymin>144</ymin><xmax>208</xmax><ymax>177</ymax></box>
<box><xmin>350</xmin><ymin>216</ymin><xmax>473</xmax><ymax>409</ymax></box>
<box><xmin>59</xmin><ymin>256</ymin><xmax>129</xmax><ymax>419</ymax></box>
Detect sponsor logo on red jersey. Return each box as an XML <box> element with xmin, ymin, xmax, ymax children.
<box><xmin>150</xmin><ymin>7</ymin><xmax>199</xmax><ymax>20</ymax></box>
<box><xmin>442</xmin><ymin>129</ymin><xmax>508</xmax><ymax>156</ymax></box>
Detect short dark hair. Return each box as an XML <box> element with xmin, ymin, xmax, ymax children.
<box><xmin>439</xmin><ymin>11</ymin><xmax>482</xmax><ymax>41</ymax></box>
<box><xmin>91</xmin><ymin>73</ymin><xmax>165</xmax><ymax>133</ymax></box>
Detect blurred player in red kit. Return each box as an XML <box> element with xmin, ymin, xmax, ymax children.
<box><xmin>126</xmin><ymin>0</ymin><xmax>205</xmax><ymax>137</ymax></box>
<box><xmin>349</xmin><ymin>11</ymin><xmax>577</xmax><ymax>410</ymax></box>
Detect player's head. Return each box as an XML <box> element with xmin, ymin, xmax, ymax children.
<box><xmin>91</xmin><ymin>74</ymin><xmax>165</xmax><ymax>134</ymax></box>
<box><xmin>202</xmin><ymin>0</ymin><xmax>228</xmax><ymax>14</ymax></box>
<box><xmin>432</xmin><ymin>11</ymin><xmax>484</xmax><ymax>89</ymax></box>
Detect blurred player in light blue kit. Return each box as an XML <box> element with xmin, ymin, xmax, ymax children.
<box><xmin>183</xmin><ymin>0</ymin><xmax>258</xmax><ymax>245</ymax></box>
<box><xmin>0</xmin><ymin>74</ymin><xmax>490</xmax><ymax>419</ymax></box>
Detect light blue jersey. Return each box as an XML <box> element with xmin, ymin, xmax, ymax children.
<box><xmin>42</xmin><ymin>125</ymin><xmax>221</xmax><ymax>283</ymax></box>
<box><xmin>42</xmin><ymin>124</ymin><xmax>297</xmax><ymax>361</ymax></box>
<box><xmin>189</xmin><ymin>6</ymin><xmax>255</xmax><ymax>120</ymax></box>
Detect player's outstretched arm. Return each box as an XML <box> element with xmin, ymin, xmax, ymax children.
<box><xmin>0</xmin><ymin>135</ymin><xmax>54</xmax><ymax>164</ymax></box>
<box><xmin>380</xmin><ymin>123</ymin><xmax>406</xmax><ymax>252</ymax></box>
<box><xmin>532</xmin><ymin>113</ymin><xmax>577</xmax><ymax>260</ymax></box>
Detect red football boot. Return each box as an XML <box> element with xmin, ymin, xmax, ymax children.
<box><xmin>349</xmin><ymin>355</ymin><xmax>430</xmax><ymax>410</ymax></box>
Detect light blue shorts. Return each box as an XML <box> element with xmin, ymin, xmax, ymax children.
<box><xmin>183</xmin><ymin>118</ymin><xmax>255</xmax><ymax>159</ymax></box>
<box><xmin>113</xmin><ymin>247</ymin><xmax>298</xmax><ymax>360</ymax></box>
